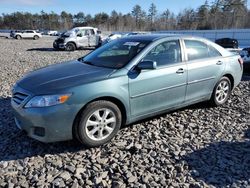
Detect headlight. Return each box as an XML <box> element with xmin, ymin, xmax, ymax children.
<box><xmin>25</xmin><ymin>94</ymin><xmax>71</xmax><ymax>108</ymax></box>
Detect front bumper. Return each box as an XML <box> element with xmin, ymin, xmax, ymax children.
<box><xmin>53</xmin><ymin>41</ymin><xmax>66</xmax><ymax>49</ymax></box>
<box><xmin>11</xmin><ymin>86</ymin><xmax>79</xmax><ymax>143</ymax></box>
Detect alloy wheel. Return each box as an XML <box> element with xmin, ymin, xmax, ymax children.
<box><xmin>85</xmin><ymin>108</ymin><xmax>116</xmax><ymax>141</ymax></box>
<box><xmin>215</xmin><ymin>80</ymin><xmax>230</xmax><ymax>103</ymax></box>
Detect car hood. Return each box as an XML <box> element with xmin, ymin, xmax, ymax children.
<box><xmin>17</xmin><ymin>60</ymin><xmax>115</xmax><ymax>94</ymax></box>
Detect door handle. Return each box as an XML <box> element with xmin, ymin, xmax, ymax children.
<box><xmin>216</xmin><ymin>61</ymin><xmax>223</xmax><ymax>65</ymax></box>
<box><xmin>176</xmin><ymin>68</ymin><xmax>184</xmax><ymax>74</ymax></box>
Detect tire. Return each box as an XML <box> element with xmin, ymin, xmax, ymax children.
<box><xmin>65</xmin><ymin>42</ymin><xmax>76</xmax><ymax>51</ymax></box>
<box><xmin>209</xmin><ymin>77</ymin><xmax>232</xmax><ymax>106</ymax></box>
<box><xmin>53</xmin><ymin>42</ymin><xmax>59</xmax><ymax>50</ymax></box>
<box><xmin>16</xmin><ymin>35</ymin><xmax>21</xmax><ymax>40</ymax></box>
<box><xmin>75</xmin><ymin>100</ymin><xmax>122</xmax><ymax>147</ymax></box>
<box><xmin>33</xmin><ymin>35</ymin><xmax>39</xmax><ymax>40</ymax></box>
<box><xmin>96</xmin><ymin>39</ymin><xmax>102</xmax><ymax>49</ymax></box>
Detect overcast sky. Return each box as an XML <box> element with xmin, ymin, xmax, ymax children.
<box><xmin>0</xmin><ymin>0</ymin><xmax>249</xmax><ymax>15</ymax></box>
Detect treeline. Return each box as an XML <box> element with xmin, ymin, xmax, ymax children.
<box><xmin>0</xmin><ymin>0</ymin><xmax>248</xmax><ymax>31</ymax></box>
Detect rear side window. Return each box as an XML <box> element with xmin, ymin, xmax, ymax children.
<box><xmin>184</xmin><ymin>40</ymin><xmax>209</xmax><ymax>61</ymax></box>
<box><xmin>208</xmin><ymin>45</ymin><xmax>222</xmax><ymax>57</ymax></box>
<box><xmin>90</xmin><ymin>29</ymin><xmax>95</xmax><ymax>35</ymax></box>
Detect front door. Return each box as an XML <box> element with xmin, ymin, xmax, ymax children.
<box><xmin>77</xmin><ymin>29</ymin><xmax>88</xmax><ymax>48</ymax></box>
<box><xmin>129</xmin><ymin>40</ymin><xmax>187</xmax><ymax>117</ymax></box>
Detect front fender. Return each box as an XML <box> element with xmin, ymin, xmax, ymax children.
<box><xmin>67</xmin><ymin>75</ymin><xmax>130</xmax><ymax>122</ymax></box>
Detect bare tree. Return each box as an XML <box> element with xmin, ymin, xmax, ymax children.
<box><xmin>148</xmin><ymin>3</ymin><xmax>157</xmax><ymax>30</ymax></box>
<box><xmin>0</xmin><ymin>1</ymin><xmax>249</xmax><ymax>31</ymax></box>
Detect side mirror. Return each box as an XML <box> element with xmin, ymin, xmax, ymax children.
<box><xmin>137</xmin><ymin>60</ymin><xmax>157</xmax><ymax>70</ymax></box>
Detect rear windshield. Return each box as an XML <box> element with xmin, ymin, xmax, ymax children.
<box><xmin>82</xmin><ymin>39</ymin><xmax>151</xmax><ymax>69</ymax></box>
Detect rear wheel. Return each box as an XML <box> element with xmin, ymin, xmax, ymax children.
<box><xmin>16</xmin><ymin>35</ymin><xmax>21</xmax><ymax>40</ymax></box>
<box><xmin>75</xmin><ymin>100</ymin><xmax>122</xmax><ymax>147</ymax></box>
<box><xmin>210</xmin><ymin>77</ymin><xmax>231</xmax><ymax>106</ymax></box>
<box><xmin>65</xmin><ymin>42</ymin><xmax>76</xmax><ymax>51</ymax></box>
<box><xmin>33</xmin><ymin>35</ymin><xmax>39</xmax><ymax>40</ymax></box>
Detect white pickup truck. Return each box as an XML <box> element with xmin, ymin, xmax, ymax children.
<box><xmin>11</xmin><ymin>30</ymin><xmax>42</xmax><ymax>40</ymax></box>
<box><xmin>53</xmin><ymin>27</ymin><xmax>102</xmax><ymax>51</ymax></box>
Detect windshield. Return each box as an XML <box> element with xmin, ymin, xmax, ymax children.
<box><xmin>82</xmin><ymin>39</ymin><xmax>150</xmax><ymax>69</ymax></box>
<box><xmin>61</xmin><ymin>29</ymin><xmax>75</xmax><ymax>37</ymax></box>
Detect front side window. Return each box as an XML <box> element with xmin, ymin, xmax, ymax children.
<box><xmin>143</xmin><ymin>40</ymin><xmax>181</xmax><ymax>67</ymax></box>
<box><xmin>82</xmin><ymin>39</ymin><xmax>150</xmax><ymax>69</ymax></box>
<box><xmin>77</xmin><ymin>29</ymin><xmax>86</xmax><ymax>36</ymax></box>
<box><xmin>184</xmin><ymin>40</ymin><xmax>209</xmax><ymax>61</ymax></box>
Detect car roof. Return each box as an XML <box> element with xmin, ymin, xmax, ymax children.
<box><xmin>121</xmin><ymin>34</ymin><xmax>185</xmax><ymax>42</ymax></box>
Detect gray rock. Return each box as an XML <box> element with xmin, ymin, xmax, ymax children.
<box><xmin>52</xmin><ymin>178</ymin><xmax>61</xmax><ymax>187</ymax></box>
<box><xmin>0</xmin><ymin>161</ymin><xmax>8</xmax><ymax>169</ymax></box>
<box><xmin>65</xmin><ymin>165</ymin><xmax>75</xmax><ymax>173</ymax></box>
<box><xmin>71</xmin><ymin>181</ymin><xmax>79</xmax><ymax>188</ymax></box>
<box><xmin>60</xmin><ymin>171</ymin><xmax>71</xmax><ymax>181</ymax></box>
<box><xmin>101</xmin><ymin>171</ymin><xmax>109</xmax><ymax>179</ymax></box>
<box><xmin>75</xmin><ymin>167</ymin><xmax>85</xmax><ymax>176</ymax></box>
<box><xmin>128</xmin><ymin>176</ymin><xmax>137</xmax><ymax>183</ymax></box>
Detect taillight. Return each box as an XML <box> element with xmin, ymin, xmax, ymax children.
<box><xmin>238</xmin><ymin>58</ymin><xmax>243</xmax><ymax>69</ymax></box>
<box><xmin>238</xmin><ymin>58</ymin><xmax>243</xmax><ymax>64</ymax></box>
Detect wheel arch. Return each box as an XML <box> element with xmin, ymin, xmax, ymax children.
<box><xmin>15</xmin><ymin>34</ymin><xmax>22</xmax><ymax>39</ymax></box>
<box><xmin>66</xmin><ymin>41</ymin><xmax>77</xmax><ymax>49</ymax></box>
<box><xmin>72</xmin><ymin>96</ymin><xmax>128</xmax><ymax>139</ymax></box>
<box><xmin>223</xmin><ymin>73</ymin><xmax>234</xmax><ymax>89</ymax></box>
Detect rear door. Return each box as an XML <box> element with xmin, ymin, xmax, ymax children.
<box><xmin>25</xmin><ymin>31</ymin><xmax>34</xmax><ymax>38</ymax></box>
<box><xmin>183</xmin><ymin>39</ymin><xmax>225</xmax><ymax>102</ymax></box>
<box><xmin>88</xmin><ymin>29</ymin><xmax>97</xmax><ymax>46</ymax></box>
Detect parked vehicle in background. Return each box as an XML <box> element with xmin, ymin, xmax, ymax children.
<box><xmin>10</xmin><ymin>30</ymin><xmax>22</xmax><ymax>38</ymax></box>
<box><xmin>53</xmin><ymin>27</ymin><xmax>102</xmax><ymax>51</ymax></box>
<box><xmin>12</xmin><ymin>35</ymin><xmax>243</xmax><ymax>147</ymax></box>
<box><xmin>101</xmin><ymin>33</ymin><xmax>123</xmax><ymax>45</ymax></box>
<box><xmin>102</xmin><ymin>31</ymin><xmax>150</xmax><ymax>45</ymax></box>
<box><xmin>11</xmin><ymin>30</ymin><xmax>42</xmax><ymax>40</ymax></box>
<box><xmin>123</xmin><ymin>31</ymin><xmax>150</xmax><ymax>37</ymax></box>
<box><xmin>47</xmin><ymin>30</ymin><xmax>58</xmax><ymax>36</ymax></box>
<box><xmin>240</xmin><ymin>48</ymin><xmax>250</xmax><ymax>73</ymax></box>
<box><xmin>215</xmin><ymin>38</ymin><xmax>239</xmax><ymax>49</ymax></box>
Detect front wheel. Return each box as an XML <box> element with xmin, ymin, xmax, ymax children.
<box><xmin>16</xmin><ymin>35</ymin><xmax>21</xmax><ymax>40</ymax></box>
<box><xmin>65</xmin><ymin>42</ymin><xmax>76</xmax><ymax>51</ymax></box>
<box><xmin>210</xmin><ymin>77</ymin><xmax>232</xmax><ymax>106</ymax></box>
<box><xmin>75</xmin><ymin>100</ymin><xmax>122</xmax><ymax>147</ymax></box>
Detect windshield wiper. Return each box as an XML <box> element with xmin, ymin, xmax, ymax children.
<box><xmin>78</xmin><ymin>58</ymin><xmax>94</xmax><ymax>66</ymax></box>
<box><xmin>84</xmin><ymin>61</ymin><xmax>94</xmax><ymax>66</ymax></box>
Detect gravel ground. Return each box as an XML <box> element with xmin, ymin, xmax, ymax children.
<box><xmin>0</xmin><ymin>37</ymin><xmax>249</xmax><ymax>188</ymax></box>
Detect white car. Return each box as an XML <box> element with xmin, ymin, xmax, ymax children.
<box><xmin>102</xmin><ymin>33</ymin><xmax>123</xmax><ymax>45</ymax></box>
<box><xmin>53</xmin><ymin>27</ymin><xmax>102</xmax><ymax>51</ymax></box>
<box><xmin>47</xmin><ymin>30</ymin><xmax>58</xmax><ymax>36</ymax></box>
<box><xmin>102</xmin><ymin>32</ymin><xmax>150</xmax><ymax>45</ymax></box>
<box><xmin>13</xmin><ymin>30</ymin><xmax>42</xmax><ymax>40</ymax></box>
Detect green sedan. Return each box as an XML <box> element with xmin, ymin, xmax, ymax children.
<box><xmin>11</xmin><ymin>34</ymin><xmax>243</xmax><ymax>147</ymax></box>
